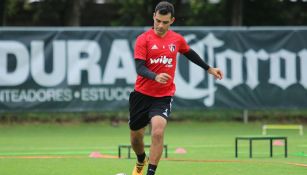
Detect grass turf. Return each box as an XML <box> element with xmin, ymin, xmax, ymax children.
<box><xmin>0</xmin><ymin>121</ymin><xmax>306</xmax><ymax>175</ymax></box>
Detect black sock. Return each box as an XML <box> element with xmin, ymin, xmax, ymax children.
<box><xmin>147</xmin><ymin>164</ymin><xmax>157</xmax><ymax>175</ymax></box>
<box><xmin>136</xmin><ymin>152</ymin><xmax>146</xmax><ymax>163</ymax></box>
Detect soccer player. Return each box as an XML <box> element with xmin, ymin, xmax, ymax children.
<box><xmin>129</xmin><ymin>1</ymin><xmax>223</xmax><ymax>175</ymax></box>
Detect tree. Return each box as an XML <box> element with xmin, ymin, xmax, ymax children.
<box><xmin>2</xmin><ymin>0</ymin><xmax>86</xmax><ymax>26</ymax></box>
<box><xmin>226</xmin><ymin>0</ymin><xmax>243</xmax><ymax>26</ymax></box>
<box><xmin>243</xmin><ymin>0</ymin><xmax>307</xmax><ymax>26</ymax></box>
<box><xmin>64</xmin><ymin>0</ymin><xmax>82</xmax><ymax>26</ymax></box>
<box><xmin>1</xmin><ymin>0</ymin><xmax>307</xmax><ymax>26</ymax></box>
<box><xmin>0</xmin><ymin>0</ymin><xmax>5</xmax><ymax>25</ymax></box>
<box><xmin>185</xmin><ymin>0</ymin><xmax>227</xmax><ymax>26</ymax></box>
<box><xmin>110</xmin><ymin>0</ymin><xmax>184</xmax><ymax>26</ymax></box>
<box><xmin>32</xmin><ymin>0</ymin><xmax>85</xmax><ymax>26</ymax></box>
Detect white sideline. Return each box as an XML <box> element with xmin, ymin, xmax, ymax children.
<box><xmin>262</xmin><ymin>124</ymin><xmax>303</xmax><ymax>135</ymax></box>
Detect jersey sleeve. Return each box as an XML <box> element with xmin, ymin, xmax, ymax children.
<box><xmin>178</xmin><ymin>35</ymin><xmax>190</xmax><ymax>54</ymax></box>
<box><xmin>134</xmin><ymin>34</ymin><xmax>147</xmax><ymax>60</ymax></box>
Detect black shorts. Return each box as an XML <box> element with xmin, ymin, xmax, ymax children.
<box><xmin>129</xmin><ymin>90</ymin><xmax>173</xmax><ymax>131</ymax></box>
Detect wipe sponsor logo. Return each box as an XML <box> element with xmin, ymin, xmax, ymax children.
<box><xmin>149</xmin><ymin>55</ymin><xmax>173</xmax><ymax>67</ymax></box>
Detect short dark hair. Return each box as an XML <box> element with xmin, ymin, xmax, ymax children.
<box><xmin>155</xmin><ymin>1</ymin><xmax>175</xmax><ymax>17</ymax></box>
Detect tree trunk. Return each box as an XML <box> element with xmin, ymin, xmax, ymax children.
<box><xmin>0</xmin><ymin>0</ymin><xmax>5</xmax><ymax>26</ymax></box>
<box><xmin>64</xmin><ymin>0</ymin><xmax>82</xmax><ymax>26</ymax></box>
<box><xmin>231</xmin><ymin>0</ymin><xmax>243</xmax><ymax>26</ymax></box>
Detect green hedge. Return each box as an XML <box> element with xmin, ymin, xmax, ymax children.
<box><xmin>1</xmin><ymin>109</ymin><xmax>307</xmax><ymax>123</ymax></box>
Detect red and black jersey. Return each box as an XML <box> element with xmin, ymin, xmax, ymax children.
<box><xmin>134</xmin><ymin>29</ymin><xmax>190</xmax><ymax>97</ymax></box>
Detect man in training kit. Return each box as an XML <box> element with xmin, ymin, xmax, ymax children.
<box><xmin>129</xmin><ymin>1</ymin><xmax>223</xmax><ymax>175</ymax></box>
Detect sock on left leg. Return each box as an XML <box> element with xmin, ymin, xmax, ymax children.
<box><xmin>136</xmin><ymin>152</ymin><xmax>146</xmax><ymax>163</ymax></box>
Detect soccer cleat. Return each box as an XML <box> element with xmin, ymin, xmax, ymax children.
<box><xmin>132</xmin><ymin>158</ymin><xmax>148</xmax><ymax>175</ymax></box>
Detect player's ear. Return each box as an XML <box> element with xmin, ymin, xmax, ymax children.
<box><xmin>153</xmin><ymin>13</ymin><xmax>156</xmax><ymax>20</ymax></box>
<box><xmin>170</xmin><ymin>17</ymin><xmax>175</xmax><ymax>24</ymax></box>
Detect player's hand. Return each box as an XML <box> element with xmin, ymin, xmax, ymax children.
<box><xmin>155</xmin><ymin>73</ymin><xmax>172</xmax><ymax>84</ymax></box>
<box><xmin>208</xmin><ymin>67</ymin><xmax>223</xmax><ymax>80</ymax></box>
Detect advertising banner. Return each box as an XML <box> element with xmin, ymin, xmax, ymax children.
<box><xmin>0</xmin><ymin>27</ymin><xmax>306</xmax><ymax>111</ymax></box>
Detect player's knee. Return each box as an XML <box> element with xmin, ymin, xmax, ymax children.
<box><xmin>151</xmin><ymin>128</ymin><xmax>164</xmax><ymax>140</ymax></box>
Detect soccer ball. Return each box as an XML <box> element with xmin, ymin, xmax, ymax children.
<box><xmin>115</xmin><ymin>173</ymin><xmax>126</xmax><ymax>175</ymax></box>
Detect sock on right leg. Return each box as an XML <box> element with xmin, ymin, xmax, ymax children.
<box><xmin>147</xmin><ymin>164</ymin><xmax>157</xmax><ymax>175</ymax></box>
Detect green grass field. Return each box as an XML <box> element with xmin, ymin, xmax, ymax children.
<box><xmin>0</xmin><ymin>121</ymin><xmax>306</xmax><ymax>175</ymax></box>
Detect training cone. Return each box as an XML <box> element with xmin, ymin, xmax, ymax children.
<box><xmin>273</xmin><ymin>140</ymin><xmax>284</xmax><ymax>146</ymax></box>
<box><xmin>89</xmin><ymin>151</ymin><xmax>103</xmax><ymax>158</ymax></box>
<box><xmin>175</xmin><ymin>147</ymin><xmax>187</xmax><ymax>154</ymax></box>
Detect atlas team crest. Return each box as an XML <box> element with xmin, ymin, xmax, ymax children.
<box><xmin>168</xmin><ymin>43</ymin><xmax>175</xmax><ymax>52</ymax></box>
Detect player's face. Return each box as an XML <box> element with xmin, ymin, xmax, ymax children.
<box><xmin>153</xmin><ymin>12</ymin><xmax>175</xmax><ymax>37</ymax></box>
